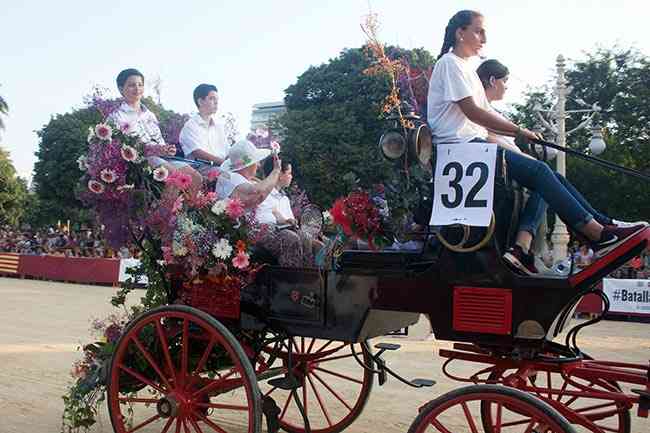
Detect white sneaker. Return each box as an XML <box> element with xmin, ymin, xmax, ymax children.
<box><xmin>612</xmin><ymin>219</ymin><xmax>649</xmax><ymax>228</ymax></box>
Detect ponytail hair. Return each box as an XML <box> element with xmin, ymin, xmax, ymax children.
<box><xmin>437</xmin><ymin>10</ymin><xmax>482</xmax><ymax>60</ymax></box>
<box><xmin>476</xmin><ymin>59</ymin><xmax>509</xmax><ymax>88</ymax></box>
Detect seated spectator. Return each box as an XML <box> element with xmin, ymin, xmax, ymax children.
<box><xmin>575</xmin><ymin>244</ymin><xmax>594</xmax><ymax>270</ymax></box>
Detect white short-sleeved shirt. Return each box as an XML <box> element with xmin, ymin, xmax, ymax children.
<box><xmin>427</xmin><ymin>53</ymin><xmax>491</xmax><ymax>144</ymax></box>
<box><xmin>215</xmin><ymin>171</ymin><xmax>250</xmax><ymax>199</ymax></box>
<box><xmin>179</xmin><ymin>113</ymin><xmax>228</xmax><ymax>160</ymax></box>
<box><xmin>108</xmin><ymin>102</ymin><xmax>165</xmax><ymax>145</ymax></box>
<box><xmin>256</xmin><ymin>189</ymin><xmax>295</xmax><ymax>225</ymax></box>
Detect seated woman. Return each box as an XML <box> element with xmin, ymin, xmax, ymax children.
<box><xmin>428</xmin><ymin>10</ymin><xmax>647</xmax><ymax>275</ymax></box>
<box><xmin>476</xmin><ymin>59</ymin><xmax>635</xmax><ymax>274</ymax></box>
<box><xmin>216</xmin><ymin>140</ymin><xmax>316</xmax><ymax>267</ymax></box>
<box><xmin>108</xmin><ymin>68</ymin><xmax>202</xmax><ymax>187</ymax></box>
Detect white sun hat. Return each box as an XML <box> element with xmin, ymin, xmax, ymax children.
<box><xmin>221</xmin><ymin>139</ymin><xmax>272</xmax><ymax>172</ymax></box>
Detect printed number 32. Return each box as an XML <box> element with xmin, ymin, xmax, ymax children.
<box><xmin>441</xmin><ymin>161</ymin><xmax>489</xmax><ymax>208</ymax></box>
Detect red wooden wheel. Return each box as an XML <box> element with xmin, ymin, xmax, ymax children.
<box><xmin>107</xmin><ymin>305</ymin><xmax>261</xmax><ymax>433</ymax></box>
<box><xmin>259</xmin><ymin>338</ymin><xmax>373</xmax><ymax>433</ymax></box>
<box><xmin>408</xmin><ymin>384</ymin><xmax>576</xmax><ymax>433</ymax></box>
<box><xmin>482</xmin><ymin>367</ymin><xmax>631</xmax><ymax>433</ymax></box>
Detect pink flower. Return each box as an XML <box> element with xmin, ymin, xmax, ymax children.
<box><xmin>270</xmin><ymin>140</ymin><xmax>281</xmax><ymax>153</ymax></box>
<box><xmin>100</xmin><ymin>168</ymin><xmax>117</xmax><ymax>184</ymax></box>
<box><xmin>94</xmin><ymin>123</ymin><xmax>113</xmax><ymax>140</ymax></box>
<box><xmin>119</xmin><ymin>122</ymin><xmax>132</xmax><ymax>134</ymax></box>
<box><xmin>232</xmin><ymin>251</ymin><xmax>250</xmax><ymax>269</ymax></box>
<box><xmin>88</xmin><ymin>179</ymin><xmax>105</xmax><ymax>194</ymax></box>
<box><xmin>225</xmin><ymin>198</ymin><xmax>245</xmax><ymax>219</ymax></box>
<box><xmin>206</xmin><ymin>168</ymin><xmax>220</xmax><ymax>181</ymax></box>
<box><xmin>161</xmin><ymin>246</ymin><xmax>174</xmax><ymax>264</ymax></box>
<box><xmin>121</xmin><ymin>145</ymin><xmax>138</xmax><ymax>162</ymax></box>
<box><xmin>166</xmin><ymin>171</ymin><xmax>193</xmax><ymax>190</ymax></box>
<box><xmin>205</xmin><ymin>192</ymin><xmax>217</xmax><ymax>202</ymax></box>
<box><xmin>172</xmin><ymin>195</ymin><xmax>184</xmax><ymax>213</ymax></box>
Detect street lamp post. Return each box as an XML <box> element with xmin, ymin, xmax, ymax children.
<box><xmin>534</xmin><ymin>54</ymin><xmax>607</xmax><ymax>265</ymax></box>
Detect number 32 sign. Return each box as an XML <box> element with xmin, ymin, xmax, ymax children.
<box><xmin>430</xmin><ymin>142</ymin><xmax>497</xmax><ymax>227</ymax></box>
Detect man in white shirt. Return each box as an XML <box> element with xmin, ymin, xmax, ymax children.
<box><xmin>179</xmin><ymin>84</ymin><xmax>228</xmax><ymax>165</ymax></box>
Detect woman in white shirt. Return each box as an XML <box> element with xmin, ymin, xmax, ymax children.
<box><xmin>427</xmin><ymin>10</ymin><xmax>646</xmax><ymax>273</ymax></box>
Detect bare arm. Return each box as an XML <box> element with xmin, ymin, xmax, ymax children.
<box><xmin>457</xmin><ymin>97</ymin><xmax>539</xmax><ymax>140</ymax></box>
<box><xmin>188</xmin><ymin>149</ymin><xmax>224</xmax><ymax>165</ymax></box>
<box><xmin>231</xmin><ymin>157</ymin><xmax>282</xmax><ymax>208</ymax></box>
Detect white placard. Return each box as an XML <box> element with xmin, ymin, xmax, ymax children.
<box><xmin>603</xmin><ymin>279</ymin><xmax>650</xmax><ymax>316</ymax></box>
<box><xmin>430</xmin><ymin>142</ymin><xmax>497</xmax><ymax>227</ymax></box>
<box><xmin>118</xmin><ymin>258</ymin><xmax>148</xmax><ymax>284</ymax></box>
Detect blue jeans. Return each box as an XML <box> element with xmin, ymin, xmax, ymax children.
<box><xmin>518</xmin><ymin>169</ymin><xmax>613</xmax><ymax>235</ymax></box>
<box><xmin>504</xmin><ymin>150</ymin><xmax>598</xmax><ymax>232</ymax></box>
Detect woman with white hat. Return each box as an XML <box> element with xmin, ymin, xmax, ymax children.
<box><xmin>216</xmin><ymin>140</ymin><xmax>314</xmax><ymax>267</ymax></box>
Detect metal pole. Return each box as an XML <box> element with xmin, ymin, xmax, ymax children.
<box><xmin>550</xmin><ymin>55</ymin><xmax>571</xmax><ymax>263</ymax></box>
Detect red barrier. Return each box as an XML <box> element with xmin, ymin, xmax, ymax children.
<box><xmin>18</xmin><ymin>255</ymin><xmax>120</xmax><ymax>284</ymax></box>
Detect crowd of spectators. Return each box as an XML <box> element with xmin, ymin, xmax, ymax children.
<box><xmin>0</xmin><ymin>226</ymin><xmax>138</xmax><ymax>259</ymax></box>
<box><xmin>568</xmin><ymin>241</ymin><xmax>649</xmax><ymax>279</ymax></box>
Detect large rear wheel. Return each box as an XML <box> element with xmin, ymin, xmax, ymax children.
<box><xmin>107</xmin><ymin>305</ymin><xmax>262</xmax><ymax>433</ymax></box>
<box><xmin>259</xmin><ymin>338</ymin><xmax>373</xmax><ymax>433</ymax></box>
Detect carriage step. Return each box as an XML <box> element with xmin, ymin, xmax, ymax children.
<box><xmin>632</xmin><ymin>389</ymin><xmax>650</xmax><ymax>415</ymax></box>
<box><xmin>411</xmin><ymin>379</ymin><xmax>436</xmax><ymax>388</ymax></box>
<box><xmin>263</xmin><ymin>396</ymin><xmax>281</xmax><ymax>433</ymax></box>
<box><xmin>375</xmin><ymin>343</ymin><xmax>401</xmax><ymax>351</ymax></box>
<box><xmin>268</xmin><ymin>375</ymin><xmax>302</xmax><ymax>391</ymax></box>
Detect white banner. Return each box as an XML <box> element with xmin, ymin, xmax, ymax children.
<box><xmin>118</xmin><ymin>258</ymin><xmax>148</xmax><ymax>284</ymax></box>
<box><xmin>430</xmin><ymin>142</ymin><xmax>497</xmax><ymax>227</ymax></box>
<box><xmin>603</xmin><ymin>279</ymin><xmax>650</xmax><ymax>316</ymax></box>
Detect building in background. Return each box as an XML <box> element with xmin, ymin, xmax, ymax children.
<box><xmin>250</xmin><ymin>101</ymin><xmax>286</xmax><ymax>131</ymax></box>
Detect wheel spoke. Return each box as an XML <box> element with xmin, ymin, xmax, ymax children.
<box><xmin>313</xmin><ymin>340</ymin><xmax>334</xmax><ymax>354</ymax></box>
<box><xmin>193</xmin><ymin>410</ymin><xmax>229</xmax><ymax>433</ymax></box>
<box><xmin>307</xmin><ymin>374</ymin><xmax>333</xmax><ymax>427</ymax></box>
<box><xmin>279</xmin><ymin>391</ymin><xmax>292</xmax><ymax>421</ymax></box>
<box><xmin>119</xmin><ymin>363</ymin><xmax>166</xmax><ymax>394</ymax></box>
<box><xmin>187</xmin><ymin>415</ymin><xmax>204</xmax><ymax>433</ymax></box>
<box><xmin>183</xmin><ymin>418</ymin><xmax>191</xmax><ymax>433</ymax></box>
<box><xmin>127</xmin><ymin>413</ymin><xmax>162</xmax><ymax>433</ymax></box>
<box><xmin>175</xmin><ymin>418</ymin><xmax>182</xmax><ymax>433</ymax></box>
<box><xmin>192</xmin><ymin>337</ymin><xmax>216</xmax><ymax>376</ymax></box>
<box><xmin>192</xmin><ymin>368</ymin><xmax>237</xmax><ymax>398</ymax></box>
<box><xmin>556</xmin><ymin>376</ymin><xmax>570</xmax><ymax>403</ymax></box>
<box><xmin>430</xmin><ymin>418</ymin><xmax>453</xmax><ymax>433</ymax></box>
<box><xmin>301</xmin><ymin>337</ymin><xmax>305</xmax><ymax>353</ymax></box>
<box><xmin>155</xmin><ymin>320</ymin><xmax>177</xmax><ymax>383</ymax></box>
<box><xmin>314</xmin><ymin>352</ymin><xmax>356</xmax><ymax>363</ymax></box>
<box><xmin>546</xmin><ymin>371</ymin><xmax>552</xmax><ymax>399</ymax></box>
<box><xmin>494</xmin><ymin>401</ymin><xmax>503</xmax><ymax>433</ymax></box>
<box><xmin>119</xmin><ymin>397</ymin><xmax>159</xmax><ymax>404</ymax></box>
<box><xmin>161</xmin><ymin>416</ymin><xmax>175</xmax><ymax>433</ymax></box>
<box><xmin>461</xmin><ymin>402</ymin><xmax>479</xmax><ymax>433</ymax></box>
<box><xmin>302</xmin><ymin>375</ymin><xmax>308</xmax><ymax>419</ymax></box>
<box><xmin>311</xmin><ymin>370</ymin><xmax>353</xmax><ymax>411</ymax></box>
<box><xmin>523</xmin><ymin>421</ymin><xmax>536</xmax><ymax>433</ymax></box>
<box><xmin>131</xmin><ymin>334</ymin><xmax>172</xmax><ymax>390</ymax></box>
<box><xmin>306</xmin><ymin>338</ymin><xmax>317</xmax><ymax>354</ymax></box>
<box><xmin>314</xmin><ymin>366</ymin><xmax>363</xmax><ymax>384</ymax></box>
<box><xmin>195</xmin><ymin>402</ymin><xmax>249</xmax><ymax>411</ymax></box>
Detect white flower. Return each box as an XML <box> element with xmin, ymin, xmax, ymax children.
<box><xmin>100</xmin><ymin>168</ymin><xmax>117</xmax><ymax>184</ymax></box>
<box><xmin>211</xmin><ymin>238</ymin><xmax>233</xmax><ymax>260</ymax></box>
<box><xmin>270</xmin><ymin>140</ymin><xmax>281</xmax><ymax>153</ymax></box>
<box><xmin>116</xmin><ymin>184</ymin><xmax>134</xmax><ymax>192</ymax></box>
<box><xmin>211</xmin><ymin>199</ymin><xmax>228</xmax><ymax>216</ymax></box>
<box><xmin>88</xmin><ymin>180</ymin><xmax>105</xmax><ymax>194</ymax></box>
<box><xmin>87</xmin><ymin>127</ymin><xmax>95</xmax><ymax>143</ymax></box>
<box><xmin>121</xmin><ymin>145</ymin><xmax>138</xmax><ymax>162</ymax></box>
<box><xmin>77</xmin><ymin>155</ymin><xmax>88</xmax><ymax>171</ymax></box>
<box><xmin>94</xmin><ymin>123</ymin><xmax>113</xmax><ymax>141</ymax></box>
<box><xmin>153</xmin><ymin>166</ymin><xmax>169</xmax><ymax>182</ymax></box>
<box><xmin>322</xmin><ymin>210</ymin><xmax>332</xmax><ymax>224</ymax></box>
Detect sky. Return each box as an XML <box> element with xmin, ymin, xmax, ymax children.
<box><xmin>1</xmin><ymin>0</ymin><xmax>649</xmax><ymax>180</ymax></box>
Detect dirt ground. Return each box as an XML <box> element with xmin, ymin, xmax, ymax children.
<box><xmin>0</xmin><ymin>277</ymin><xmax>649</xmax><ymax>433</ymax></box>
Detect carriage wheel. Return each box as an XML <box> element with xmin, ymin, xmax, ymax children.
<box><xmin>107</xmin><ymin>305</ymin><xmax>262</xmax><ymax>433</ymax></box>
<box><xmin>408</xmin><ymin>384</ymin><xmax>576</xmax><ymax>433</ymax></box>
<box><xmin>482</xmin><ymin>367</ymin><xmax>631</xmax><ymax>433</ymax></box>
<box><xmin>259</xmin><ymin>338</ymin><xmax>373</xmax><ymax>433</ymax></box>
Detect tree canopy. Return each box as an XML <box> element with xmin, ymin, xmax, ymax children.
<box><xmin>0</xmin><ymin>147</ymin><xmax>28</xmax><ymax>226</ymax></box>
<box><xmin>511</xmin><ymin>48</ymin><xmax>650</xmax><ymax>221</ymax></box>
<box><xmin>278</xmin><ymin>45</ymin><xmax>435</xmax><ymax>207</ymax></box>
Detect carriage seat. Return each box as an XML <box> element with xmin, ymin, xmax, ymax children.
<box><xmin>337</xmin><ymin>248</ymin><xmax>438</xmax><ymax>273</ymax></box>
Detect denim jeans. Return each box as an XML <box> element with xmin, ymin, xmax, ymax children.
<box><xmin>504</xmin><ymin>150</ymin><xmax>594</xmax><ymax>230</ymax></box>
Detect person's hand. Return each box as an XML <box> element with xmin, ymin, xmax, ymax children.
<box><xmin>520</xmin><ymin>128</ymin><xmax>543</xmax><ymax>142</ymax></box>
<box><xmin>272</xmin><ymin>154</ymin><xmax>281</xmax><ymax>172</ymax></box>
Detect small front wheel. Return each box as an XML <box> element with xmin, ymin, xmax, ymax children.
<box><xmin>408</xmin><ymin>384</ymin><xmax>576</xmax><ymax>433</ymax></box>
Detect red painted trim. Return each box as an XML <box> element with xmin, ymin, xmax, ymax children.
<box><xmin>569</xmin><ymin>227</ymin><xmax>650</xmax><ymax>286</ymax></box>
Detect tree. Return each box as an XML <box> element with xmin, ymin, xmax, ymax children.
<box><xmin>31</xmin><ymin>96</ymin><xmax>184</xmax><ymax>227</ymax></box>
<box><xmin>0</xmin><ymin>93</ymin><xmax>7</xmax><ymax>132</ymax></box>
<box><xmin>511</xmin><ymin>48</ymin><xmax>650</xmax><ymax>221</ymax></box>
<box><xmin>278</xmin><ymin>46</ymin><xmax>435</xmax><ymax>207</ymax></box>
<box><xmin>0</xmin><ymin>147</ymin><xmax>28</xmax><ymax>226</ymax></box>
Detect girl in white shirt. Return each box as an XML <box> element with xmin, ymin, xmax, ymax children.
<box><xmin>427</xmin><ymin>10</ymin><xmax>646</xmax><ymax>273</ymax></box>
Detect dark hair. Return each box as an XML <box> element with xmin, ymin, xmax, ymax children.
<box><xmin>438</xmin><ymin>10</ymin><xmax>483</xmax><ymax>60</ymax></box>
<box><xmin>193</xmin><ymin>84</ymin><xmax>218</xmax><ymax>108</ymax></box>
<box><xmin>116</xmin><ymin>68</ymin><xmax>144</xmax><ymax>90</ymax></box>
<box><xmin>476</xmin><ymin>59</ymin><xmax>509</xmax><ymax>88</ymax></box>
<box><xmin>262</xmin><ymin>155</ymin><xmax>291</xmax><ymax>177</ymax></box>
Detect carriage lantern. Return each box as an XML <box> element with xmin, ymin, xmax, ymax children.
<box><xmin>378</xmin><ymin>112</ymin><xmax>432</xmax><ymax>167</ymax></box>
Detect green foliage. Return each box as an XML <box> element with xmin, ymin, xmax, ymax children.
<box><xmin>278</xmin><ymin>46</ymin><xmax>435</xmax><ymax>207</ymax></box>
<box><xmin>511</xmin><ymin>48</ymin><xmax>650</xmax><ymax>221</ymax></box>
<box><xmin>0</xmin><ymin>94</ymin><xmax>7</xmax><ymax>131</ymax></box>
<box><xmin>0</xmin><ymin>147</ymin><xmax>29</xmax><ymax>226</ymax></box>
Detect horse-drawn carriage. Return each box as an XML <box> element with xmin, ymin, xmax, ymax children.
<box><xmin>105</xmin><ymin>138</ymin><xmax>650</xmax><ymax>433</ymax></box>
